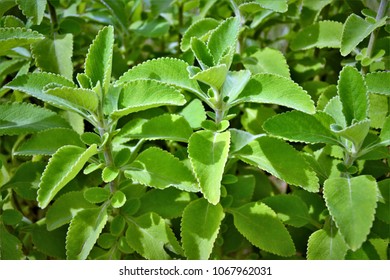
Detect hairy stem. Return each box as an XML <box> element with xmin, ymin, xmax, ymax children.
<box><xmin>362</xmin><ymin>0</ymin><xmax>388</xmax><ymax>74</ymax></box>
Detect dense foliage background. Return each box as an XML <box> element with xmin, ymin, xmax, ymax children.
<box><xmin>0</xmin><ymin>0</ymin><xmax>389</xmax><ymax>260</ymax></box>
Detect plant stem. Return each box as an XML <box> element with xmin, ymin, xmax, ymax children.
<box><xmin>362</xmin><ymin>0</ymin><xmax>388</xmax><ymax>74</ymax></box>
<box><xmin>47</xmin><ymin>1</ymin><xmax>59</xmax><ymax>33</ymax></box>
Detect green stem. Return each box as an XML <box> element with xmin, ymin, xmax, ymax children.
<box><xmin>47</xmin><ymin>1</ymin><xmax>59</xmax><ymax>33</ymax></box>
<box><xmin>362</xmin><ymin>0</ymin><xmax>388</xmax><ymax>74</ymax></box>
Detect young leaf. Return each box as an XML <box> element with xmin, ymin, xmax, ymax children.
<box><xmin>324</xmin><ymin>96</ymin><xmax>347</xmax><ymax>127</ymax></box>
<box><xmin>85</xmin><ymin>25</ymin><xmax>114</xmax><ymax>93</ymax></box>
<box><xmin>331</xmin><ymin>119</ymin><xmax>370</xmax><ymax>149</ymax></box>
<box><xmin>181</xmin><ymin>198</ymin><xmax>224</xmax><ymax>259</ymax></box>
<box><xmin>243</xmin><ymin>48</ymin><xmax>290</xmax><ymax>78</ymax></box>
<box><xmin>188</xmin><ymin>130</ymin><xmax>230</xmax><ymax>205</ymax></box>
<box><xmin>291</xmin><ymin>21</ymin><xmax>342</xmax><ymax>50</ymax></box>
<box><xmin>126</xmin><ymin>212</ymin><xmax>183</xmax><ymax>260</ymax></box>
<box><xmin>365</xmin><ymin>72</ymin><xmax>390</xmax><ymax>95</ymax></box>
<box><xmin>15</xmin><ymin>128</ymin><xmax>84</xmax><ymax>156</ymax></box>
<box><xmin>181</xmin><ymin>18</ymin><xmax>220</xmax><ymax>51</ymax></box>
<box><xmin>31</xmin><ymin>34</ymin><xmax>73</xmax><ymax>79</ymax></box>
<box><xmin>102</xmin><ymin>166</ymin><xmax>119</xmax><ymax>183</ymax></box>
<box><xmin>190</xmin><ymin>64</ymin><xmax>228</xmax><ymax>90</ymax></box>
<box><xmin>232</xmin><ymin>201</ymin><xmax>295</xmax><ymax>256</ymax></box>
<box><xmin>341</xmin><ymin>14</ymin><xmax>387</xmax><ymax>56</ymax></box>
<box><xmin>0</xmin><ymin>102</ymin><xmax>70</xmax><ymax>135</ymax></box>
<box><xmin>191</xmin><ymin>37</ymin><xmax>214</xmax><ymax>68</ymax></box>
<box><xmin>84</xmin><ymin>187</ymin><xmax>111</xmax><ymax>204</ymax></box>
<box><xmin>16</xmin><ymin>0</ymin><xmax>47</xmax><ymax>25</ymax></box>
<box><xmin>111</xmin><ymin>191</ymin><xmax>126</xmax><ymax>208</ymax></box>
<box><xmin>307</xmin><ymin>227</ymin><xmax>348</xmax><ymax>260</ymax></box>
<box><xmin>323</xmin><ymin>175</ymin><xmax>378</xmax><ymax>250</ymax></box>
<box><xmin>66</xmin><ymin>206</ymin><xmax>108</xmax><ymax>260</ymax></box>
<box><xmin>112</xmin><ymin>80</ymin><xmax>186</xmax><ymax>117</ymax></box>
<box><xmin>0</xmin><ymin>27</ymin><xmax>44</xmax><ymax>55</ymax></box>
<box><xmin>263</xmin><ymin>111</ymin><xmax>339</xmax><ymax>145</ymax></box>
<box><xmin>235</xmin><ymin>136</ymin><xmax>319</xmax><ymax>192</ymax></box>
<box><xmin>46</xmin><ymin>191</ymin><xmax>96</xmax><ymax>231</ymax></box>
<box><xmin>37</xmin><ymin>144</ymin><xmax>98</xmax><ymax>208</ymax></box>
<box><xmin>337</xmin><ymin>66</ymin><xmax>368</xmax><ymax>125</ymax></box>
<box><xmin>116</xmin><ymin>58</ymin><xmax>204</xmax><ymax>99</ymax></box>
<box><xmin>0</xmin><ymin>224</ymin><xmax>24</xmax><ymax>260</ymax></box>
<box><xmin>221</xmin><ymin>70</ymin><xmax>251</xmax><ymax>104</ymax></box>
<box><xmin>233</xmin><ymin>74</ymin><xmax>316</xmax><ymax>114</ymax></box>
<box><xmin>261</xmin><ymin>194</ymin><xmax>311</xmax><ymax>227</ymax></box>
<box><xmin>207</xmin><ymin>17</ymin><xmax>240</xmax><ymax>65</ymax></box>
<box><xmin>125</xmin><ymin>147</ymin><xmax>198</xmax><ymax>192</ymax></box>
<box><xmin>117</xmin><ymin>114</ymin><xmax>192</xmax><ymax>142</ymax></box>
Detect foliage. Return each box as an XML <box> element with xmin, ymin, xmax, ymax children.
<box><xmin>0</xmin><ymin>0</ymin><xmax>389</xmax><ymax>260</ymax></box>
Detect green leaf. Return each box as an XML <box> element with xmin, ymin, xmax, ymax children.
<box><xmin>232</xmin><ymin>201</ymin><xmax>295</xmax><ymax>256</ymax></box>
<box><xmin>229</xmin><ymin>129</ymin><xmax>260</xmax><ymax>153</ymax></box>
<box><xmin>0</xmin><ymin>224</ymin><xmax>24</xmax><ymax>260</ymax></box>
<box><xmin>337</xmin><ymin>66</ymin><xmax>368</xmax><ymax>125</ymax></box>
<box><xmin>112</xmin><ymin>80</ymin><xmax>186</xmax><ymax>117</ymax></box>
<box><xmin>46</xmin><ymin>191</ymin><xmax>96</xmax><ymax>231</ymax></box>
<box><xmin>331</xmin><ymin>119</ymin><xmax>370</xmax><ymax>149</ymax></box>
<box><xmin>379</xmin><ymin>116</ymin><xmax>390</xmax><ymax>146</ymax></box>
<box><xmin>32</xmin><ymin>223</ymin><xmax>66</xmax><ymax>259</ymax></box>
<box><xmin>236</xmin><ymin>136</ymin><xmax>319</xmax><ymax>192</ymax></box>
<box><xmin>253</xmin><ymin>0</ymin><xmax>288</xmax><ymax>12</ymax></box>
<box><xmin>16</xmin><ymin>0</ymin><xmax>47</xmax><ymax>25</ymax></box>
<box><xmin>98</xmin><ymin>0</ymin><xmax>127</xmax><ymax>32</ymax></box>
<box><xmin>31</xmin><ymin>34</ymin><xmax>73</xmax><ymax>79</ymax></box>
<box><xmin>324</xmin><ymin>96</ymin><xmax>346</xmax><ymax>127</ymax></box>
<box><xmin>125</xmin><ymin>212</ymin><xmax>183</xmax><ymax>260</ymax></box>
<box><xmin>307</xmin><ymin>227</ymin><xmax>348</xmax><ymax>260</ymax></box>
<box><xmin>0</xmin><ymin>27</ymin><xmax>44</xmax><ymax>55</ymax></box>
<box><xmin>207</xmin><ymin>17</ymin><xmax>240</xmax><ymax>65</ymax></box>
<box><xmin>1</xmin><ymin>209</ymin><xmax>23</xmax><ymax>226</ymax></box>
<box><xmin>263</xmin><ymin>111</ymin><xmax>339</xmax><ymax>145</ymax></box>
<box><xmin>110</xmin><ymin>216</ymin><xmax>126</xmax><ymax>236</ymax></box>
<box><xmin>5</xmin><ymin>72</ymin><xmax>78</xmax><ymax>111</ymax></box>
<box><xmin>191</xmin><ymin>37</ymin><xmax>214</xmax><ymax>68</ymax></box>
<box><xmin>102</xmin><ymin>166</ymin><xmax>119</xmax><ymax>183</ymax></box>
<box><xmin>221</xmin><ymin>70</ymin><xmax>251</xmax><ymax>104</ymax></box>
<box><xmin>323</xmin><ymin>175</ymin><xmax>378</xmax><ymax>250</ymax></box>
<box><xmin>111</xmin><ymin>191</ymin><xmax>126</xmax><ymax>208</ymax></box>
<box><xmin>291</xmin><ymin>21</ymin><xmax>342</xmax><ymax>50</ymax></box>
<box><xmin>181</xmin><ymin>198</ymin><xmax>224</xmax><ymax>259</ymax></box>
<box><xmin>180</xmin><ymin>99</ymin><xmax>207</xmax><ymax>129</ymax></box>
<box><xmin>37</xmin><ymin>144</ymin><xmax>98</xmax><ymax>208</ymax></box>
<box><xmin>261</xmin><ymin>194</ymin><xmax>311</xmax><ymax>227</ymax></box>
<box><xmin>365</xmin><ymin>72</ymin><xmax>390</xmax><ymax>95</ymax></box>
<box><xmin>44</xmin><ymin>86</ymin><xmax>99</xmax><ymax>113</ymax></box>
<box><xmin>2</xmin><ymin>161</ymin><xmax>45</xmax><ymax>200</ymax></box>
<box><xmin>117</xmin><ymin>114</ymin><xmax>192</xmax><ymax>143</ymax></box>
<box><xmin>190</xmin><ymin>64</ymin><xmax>228</xmax><ymax>90</ymax></box>
<box><xmin>84</xmin><ymin>187</ymin><xmax>111</xmax><ymax>204</ymax></box>
<box><xmin>341</xmin><ymin>14</ymin><xmax>387</xmax><ymax>56</ymax></box>
<box><xmin>117</xmin><ymin>58</ymin><xmax>204</xmax><ymax>98</ymax></box>
<box><xmin>0</xmin><ymin>102</ymin><xmax>70</xmax><ymax>136</ymax></box>
<box><xmin>188</xmin><ymin>130</ymin><xmax>230</xmax><ymax>204</ymax></box>
<box><xmin>243</xmin><ymin>48</ymin><xmax>290</xmax><ymax>78</ymax></box>
<box><xmin>137</xmin><ymin>188</ymin><xmax>195</xmax><ymax>219</ymax></box>
<box><xmin>225</xmin><ymin>175</ymin><xmax>255</xmax><ymax>207</ymax></box>
<box><xmin>240</xmin><ymin>105</ymin><xmax>276</xmax><ymax>134</ymax></box>
<box><xmin>234</xmin><ymin>74</ymin><xmax>315</xmax><ymax>114</ymax></box>
<box><xmin>15</xmin><ymin>128</ymin><xmax>84</xmax><ymax>156</ymax></box>
<box><xmin>181</xmin><ymin>18</ymin><xmax>220</xmax><ymax>51</ymax></box>
<box><xmin>368</xmin><ymin>93</ymin><xmax>388</xmax><ymax>129</ymax></box>
<box><xmin>85</xmin><ymin>25</ymin><xmax>114</xmax><ymax>93</ymax></box>
<box><xmin>125</xmin><ymin>147</ymin><xmax>198</xmax><ymax>192</ymax></box>
<box><xmin>66</xmin><ymin>206</ymin><xmax>108</xmax><ymax>260</ymax></box>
